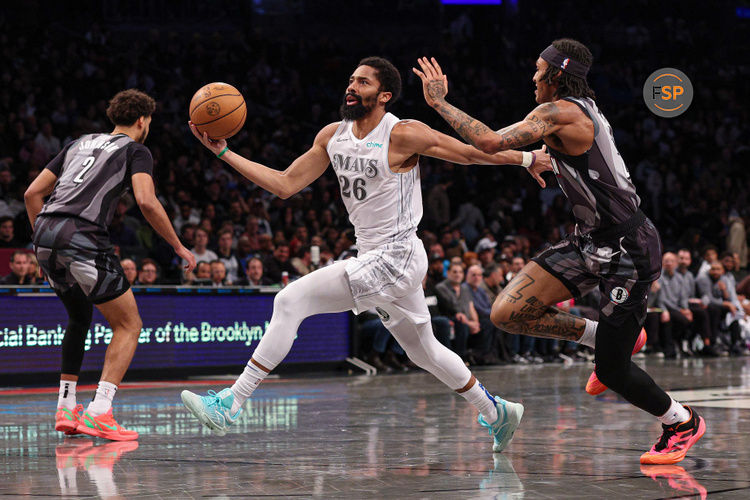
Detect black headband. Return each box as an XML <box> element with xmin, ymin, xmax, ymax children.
<box><xmin>540</xmin><ymin>45</ymin><xmax>589</xmax><ymax>79</ymax></box>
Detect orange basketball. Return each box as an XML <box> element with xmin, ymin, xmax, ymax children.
<box><xmin>189</xmin><ymin>82</ymin><xmax>246</xmax><ymax>140</ymax></box>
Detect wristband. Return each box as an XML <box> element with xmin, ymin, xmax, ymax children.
<box><xmin>521</xmin><ymin>151</ymin><xmax>535</xmax><ymax>168</ymax></box>
<box><xmin>217</xmin><ymin>146</ymin><xmax>229</xmax><ymax>158</ymax></box>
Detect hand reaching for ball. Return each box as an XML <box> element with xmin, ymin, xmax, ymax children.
<box><xmin>189</xmin><ymin>121</ymin><xmax>227</xmax><ymax>156</ymax></box>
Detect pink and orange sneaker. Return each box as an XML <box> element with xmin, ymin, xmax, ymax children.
<box><xmin>77</xmin><ymin>409</ymin><xmax>139</xmax><ymax>441</ymax></box>
<box><xmin>640</xmin><ymin>465</ymin><xmax>708</xmax><ymax>500</ymax></box>
<box><xmin>55</xmin><ymin>404</ymin><xmax>84</xmax><ymax>435</ymax></box>
<box><xmin>55</xmin><ymin>438</ymin><xmax>94</xmax><ymax>469</ymax></box>
<box><xmin>640</xmin><ymin>406</ymin><xmax>706</xmax><ymax>465</ymax></box>
<box><xmin>586</xmin><ymin>328</ymin><xmax>647</xmax><ymax>395</ymax></box>
<box><xmin>76</xmin><ymin>441</ymin><xmax>140</xmax><ymax>471</ymax></box>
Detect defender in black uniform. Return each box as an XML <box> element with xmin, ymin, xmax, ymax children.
<box><xmin>25</xmin><ymin>90</ymin><xmax>196</xmax><ymax>441</ymax></box>
<box><xmin>415</xmin><ymin>40</ymin><xmax>705</xmax><ymax>464</ymax></box>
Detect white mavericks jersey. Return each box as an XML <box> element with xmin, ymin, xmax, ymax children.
<box><xmin>326</xmin><ymin>113</ymin><xmax>423</xmax><ymax>253</ymax></box>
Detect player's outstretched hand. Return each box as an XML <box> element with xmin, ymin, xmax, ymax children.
<box><xmin>527</xmin><ymin>147</ymin><xmax>553</xmax><ymax>188</ymax></box>
<box><xmin>176</xmin><ymin>245</ymin><xmax>197</xmax><ymax>274</ymax></box>
<box><xmin>412</xmin><ymin>57</ymin><xmax>449</xmax><ymax>108</ymax></box>
<box><xmin>188</xmin><ymin>121</ymin><xmax>227</xmax><ymax>156</ymax></box>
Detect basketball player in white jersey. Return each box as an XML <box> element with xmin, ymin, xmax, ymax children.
<box><xmin>181</xmin><ymin>57</ymin><xmax>548</xmax><ymax>452</ymax></box>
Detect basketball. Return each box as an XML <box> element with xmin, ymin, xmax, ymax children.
<box><xmin>189</xmin><ymin>82</ymin><xmax>246</xmax><ymax>140</ymax></box>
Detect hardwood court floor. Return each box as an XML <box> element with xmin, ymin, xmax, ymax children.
<box><xmin>3</xmin><ymin>357</ymin><xmax>750</xmax><ymax>498</ymax></box>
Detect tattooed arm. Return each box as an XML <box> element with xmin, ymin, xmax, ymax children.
<box><xmin>413</xmin><ymin>57</ymin><xmax>564</xmax><ymax>154</ymax></box>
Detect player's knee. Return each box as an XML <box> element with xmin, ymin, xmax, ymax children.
<box><xmin>404</xmin><ymin>342</ymin><xmax>438</xmax><ymax>370</ymax></box>
<box><xmin>130</xmin><ymin>316</ymin><xmax>143</xmax><ymax>335</ymax></box>
<box><xmin>272</xmin><ymin>286</ymin><xmax>297</xmax><ymax>317</ymax></box>
<box><xmin>490</xmin><ymin>300</ymin><xmax>513</xmax><ymax>329</ymax></box>
<box><xmin>68</xmin><ymin>308</ymin><xmax>92</xmax><ymax>328</ymax></box>
<box><xmin>68</xmin><ymin>317</ymin><xmax>90</xmax><ymax>335</ymax></box>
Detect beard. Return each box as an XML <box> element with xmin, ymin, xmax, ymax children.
<box><xmin>339</xmin><ymin>93</ymin><xmax>371</xmax><ymax>121</ymax></box>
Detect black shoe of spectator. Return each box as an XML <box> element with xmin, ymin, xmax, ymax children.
<box><xmin>664</xmin><ymin>350</ymin><xmax>678</xmax><ymax>359</ymax></box>
<box><xmin>461</xmin><ymin>352</ymin><xmax>478</xmax><ymax>366</ymax></box>
<box><xmin>400</xmin><ymin>355</ymin><xmax>420</xmax><ymax>370</ymax></box>
<box><xmin>481</xmin><ymin>353</ymin><xmax>503</xmax><ymax>365</ymax></box>
<box><xmin>364</xmin><ymin>352</ymin><xmax>392</xmax><ymax>373</ymax></box>
<box><xmin>729</xmin><ymin>343</ymin><xmax>747</xmax><ymax>357</ymax></box>
<box><xmin>383</xmin><ymin>350</ymin><xmax>408</xmax><ymax>371</ymax></box>
<box><xmin>700</xmin><ymin>345</ymin><xmax>720</xmax><ymax>358</ymax></box>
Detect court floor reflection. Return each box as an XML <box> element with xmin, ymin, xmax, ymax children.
<box><xmin>3</xmin><ymin>357</ymin><xmax>750</xmax><ymax>498</ymax></box>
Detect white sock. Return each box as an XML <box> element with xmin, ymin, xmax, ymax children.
<box><xmin>460</xmin><ymin>380</ymin><xmax>498</xmax><ymax>423</ymax></box>
<box><xmin>87</xmin><ymin>381</ymin><xmax>117</xmax><ymax>416</ymax></box>
<box><xmin>230</xmin><ymin>360</ymin><xmax>268</xmax><ymax>413</ymax></box>
<box><xmin>58</xmin><ymin>380</ymin><xmax>77</xmax><ymax>410</ymax></box>
<box><xmin>578</xmin><ymin>319</ymin><xmax>598</xmax><ymax>348</ymax></box>
<box><xmin>658</xmin><ymin>397</ymin><xmax>691</xmax><ymax>425</ymax></box>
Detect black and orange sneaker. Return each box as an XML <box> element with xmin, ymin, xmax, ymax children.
<box><xmin>640</xmin><ymin>406</ymin><xmax>706</xmax><ymax>465</ymax></box>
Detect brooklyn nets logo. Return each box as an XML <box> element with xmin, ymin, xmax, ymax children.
<box><xmin>610</xmin><ymin>287</ymin><xmax>629</xmax><ymax>304</ymax></box>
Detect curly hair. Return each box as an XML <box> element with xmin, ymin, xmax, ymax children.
<box><xmin>357</xmin><ymin>56</ymin><xmax>402</xmax><ymax>110</ymax></box>
<box><xmin>106</xmin><ymin>89</ymin><xmax>156</xmax><ymax>126</ymax></box>
<box><xmin>541</xmin><ymin>39</ymin><xmax>596</xmax><ymax>100</ymax></box>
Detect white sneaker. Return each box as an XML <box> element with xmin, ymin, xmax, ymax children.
<box><xmin>478</xmin><ymin>396</ymin><xmax>524</xmax><ymax>453</ymax></box>
<box><xmin>181</xmin><ymin>388</ymin><xmax>241</xmax><ymax>436</ymax></box>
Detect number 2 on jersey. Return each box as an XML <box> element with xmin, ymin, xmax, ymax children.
<box><xmin>73</xmin><ymin>156</ymin><xmax>96</xmax><ymax>184</ymax></box>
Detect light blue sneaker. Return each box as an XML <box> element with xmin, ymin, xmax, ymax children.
<box><xmin>180</xmin><ymin>388</ymin><xmax>242</xmax><ymax>436</ymax></box>
<box><xmin>478</xmin><ymin>396</ymin><xmax>524</xmax><ymax>453</ymax></box>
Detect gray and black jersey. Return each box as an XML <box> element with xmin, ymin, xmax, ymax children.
<box><xmin>34</xmin><ymin>133</ymin><xmax>152</xmax><ymax>302</ymax></box>
<box><xmin>547</xmin><ymin>97</ymin><xmax>640</xmax><ymax>235</ymax></box>
<box><xmin>36</xmin><ymin>133</ymin><xmax>153</xmax><ymax>250</ymax></box>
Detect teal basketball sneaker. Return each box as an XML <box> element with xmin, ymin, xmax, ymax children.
<box><xmin>181</xmin><ymin>388</ymin><xmax>242</xmax><ymax>436</ymax></box>
<box><xmin>478</xmin><ymin>396</ymin><xmax>524</xmax><ymax>453</ymax></box>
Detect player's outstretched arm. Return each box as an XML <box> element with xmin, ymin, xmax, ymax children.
<box><xmin>391</xmin><ymin>120</ymin><xmax>553</xmax><ymax>187</ymax></box>
<box><xmin>189</xmin><ymin>122</ymin><xmax>335</xmax><ymax>199</ymax></box>
<box><xmin>413</xmin><ymin>57</ymin><xmax>563</xmax><ymax>154</ymax></box>
<box><xmin>132</xmin><ymin>173</ymin><xmax>196</xmax><ymax>273</ymax></box>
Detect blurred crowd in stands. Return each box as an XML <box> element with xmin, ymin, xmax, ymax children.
<box><xmin>0</xmin><ymin>3</ymin><xmax>748</xmax><ymax>366</ymax></box>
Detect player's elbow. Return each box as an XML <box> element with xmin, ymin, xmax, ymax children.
<box><xmin>24</xmin><ymin>186</ymin><xmax>42</xmax><ymax>205</ymax></box>
<box><xmin>276</xmin><ymin>172</ymin><xmax>300</xmax><ymax>200</ymax></box>
<box><xmin>136</xmin><ymin>197</ymin><xmax>158</xmax><ymax>214</ymax></box>
<box><xmin>277</xmin><ymin>188</ymin><xmax>293</xmax><ymax>200</ymax></box>
<box><xmin>276</xmin><ymin>179</ymin><xmax>299</xmax><ymax>200</ymax></box>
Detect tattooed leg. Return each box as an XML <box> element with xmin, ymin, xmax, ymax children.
<box><xmin>490</xmin><ymin>264</ymin><xmax>585</xmax><ymax>341</ymax></box>
<box><xmin>503</xmin><ymin>302</ymin><xmax>585</xmax><ymax>341</ymax></box>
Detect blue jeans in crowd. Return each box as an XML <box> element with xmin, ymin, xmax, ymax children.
<box><xmin>431</xmin><ymin>316</ymin><xmax>452</xmax><ymax>349</ymax></box>
<box><xmin>509</xmin><ymin>334</ymin><xmax>536</xmax><ymax>355</ymax></box>
<box><xmin>362</xmin><ymin>318</ymin><xmax>404</xmax><ymax>355</ymax></box>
